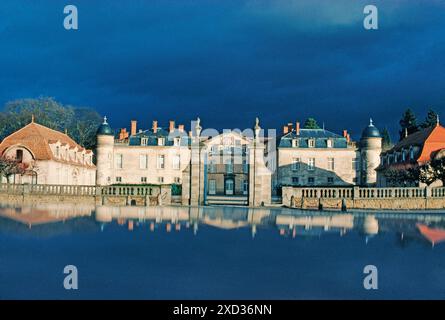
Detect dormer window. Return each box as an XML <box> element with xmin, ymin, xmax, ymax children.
<box><xmin>327</xmin><ymin>139</ymin><xmax>333</xmax><ymax>148</ymax></box>
<box><xmin>291</xmin><ymin>139</ymin><xmax>298</xmax><ymax>148</ymax></box>
<box><xmin>174</xmin><ymin>137</ymin><xmax>181</xmax><ymax>147</ymax></box>
<box><xmin>410</xmin><ymin>147</ymin><xmax>414</xmax><ymax>160</ymax></box>
<box><xmin>308</xmin><ymin>139</ymin><xmax>315</xmax><ymax>148</ymax></box>
<box><xmin>402</xmin><ymin>150</ymin><xmax>406</xmax><ymax>162</ymax></box>
<box><xmin>141</xmin><ymin>137</ymin><xmax>148</xmax><ymax>146</ymax></box>
<box><xmin>158</xmin><ymin>137</ymin><xmax>165</xmax><ymax>146</ymax></box>
<box><xmin>55</xmin><ymin>146</ymin><xmax>60</xmax><ymax>157</ymax></box>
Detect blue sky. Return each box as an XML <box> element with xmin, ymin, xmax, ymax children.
<box><xmin>0</xmin><ymin>0</ymin><xmax>444</xmax><ymax>140</ymax></box>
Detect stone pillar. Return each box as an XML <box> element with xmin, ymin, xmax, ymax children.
<box><xmin>248</xmin><ymin>118</ymin><xmax>272</xmax><ymax>207</ymax></box>
<box><xmin>189</xmin><ymin>118</ymin><xmax>205</xmax><ymax>206</ymax></box>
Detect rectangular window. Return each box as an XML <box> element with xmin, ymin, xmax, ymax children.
<box><xmin>209</xmin><ymin>179</ymin><xmax>216</xmax><ymax>195</ymax></box>
<box><xmin>141</xmin><ymin>137</ymin><xmax>148</xmax><ymax>146</ymax></box>
<box><xmin>308</xmin><ymin>177</ymin><xmax>315</xmax><ymax>184</ymax></box>
<box><xmin>243</xmin><ymin>159</ymin><xmax>248</xmax><ymax>173</ymax></box>
<box><xmin>173</xmin><ymin>137</ymin><xmax>181</xmax><ymax>147</ymax></box>
<box><xmin>139</xmin><ymin>154</ymin><xmax>148</xmax><ymax>169</ymax></box>
<box><xmin>327</xmin><ymin>139</ymin><xmax>333</xmax><ymax>148</ymax></box>
<box><xmin>308</xmin><ymin>158</ymin><xmax>315</xmax><ymax>171</ymax></box>
<box><xmin>243</xmin><ymin>180</ymin><xmax>248</xmax><ymax>195</ymax></box>
<box><xmin>174</xmin><ymin>177</ymin><xmax>181</xmax><ymax>184</ymax></box>
<box><xmin>141</xmin><ymin>177</ymin><xmax>147</xmax><ymax>183</ymax></box>
<box><xmin>308</xmin><ymin>139</ymin><xmax>315</xmax><ymax>148</ymax></box>
<box><xmin>292</xmin><ymin>177</ymin><xmax>299</xmax><ymax>184</ymax></box>
<box><xmin>116</xmin><ymin>154</ymin><xmax>123</xmax><ymax>169</ymax></box>
<box><xmin>158</xmin><ymin>176</ymin><xmax>164</xmax><ymax>183</ymax></box>
<box><xmin>55</xmin><ymin>146</ymin><xmax>60</xmax><ymax>157</ymax></box>
<box><xmin>328</xmin><ymin>158</ymin><xmax>335</xmax><ymax>170</ymax></box>
<box><xmin>292</xmin><ymin>139</ymin><xmax>298</xmax><ymax>148</ymax></box>
<box><xmin>226</xmin><ymin>161</ymin><xmax>233</xmax><ymax>174</ymax></box>
<box><xmin>172</xmin><ymin>155</ymin><xmax>180</xmax><ymax>170</ymax></box>
<box><xmin>327</xmin><ymin>177</ymin><xmax>334</xmax><ymax>184</ymax></box>
<box><xmin>158</xmin><ymin>137</ymin><xmax>165</xmax><ymax>146</ymax></box>
<box><xmin>209</xmin><ymin>160</ymin><xmax>216</xmax><ymax>173</ymax></box>
<box><xmin>292</xmin><ymin>158</ymin><xmax>300</xmax><ymax>171</ymax></box>
<box><xmin>116</xmin><ymin>177</ymin><xmax>122</xmax><ymax>183</ymax></box>
<box><xmin>157</xmin><ymin>155</ymin><xmax>165</xmax><ymax>169</ymax></box>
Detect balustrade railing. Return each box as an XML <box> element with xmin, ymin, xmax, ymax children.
<box><xmin>286</xmin><ymin>186</ymin><xmax>438</xmax><ymax>199</ymax></box>
<box><xmin>0</xmin><ymin>184</ymin><xmax>159</xmax><ymax>197</ymax></box>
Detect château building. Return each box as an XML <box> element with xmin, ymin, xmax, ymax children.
<box><xmin>376</xmin><ymin>121</ymin><xmax>445</xmax><ymax>187</ymax></box>
<box><xmin>275</xmin><ymin>119</ymin><xmax>382</xmax><ymax>190</ymax></box>
<box><xmin>96</xmin><ymin>118</ymin><xmax>190</xmax><ymax>186</ymax></box>
<box><xmin>0</xmin><ymin>118</ymin><xmax>96</xmax><ymax>185</ymax></box>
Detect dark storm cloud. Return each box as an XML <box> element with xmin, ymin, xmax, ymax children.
<box><xmin>0</xmin><ymin>0</ymin><xmax>444</xmax><ymax>140</ymax></box>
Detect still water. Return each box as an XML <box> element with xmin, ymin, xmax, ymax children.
<box><xmin>0</xmin><ymin>204</ymin><xmax>445</xmax><ymax>300</ymax></box>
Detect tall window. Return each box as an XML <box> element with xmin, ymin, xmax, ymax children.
<box><xmin>158</xmin><ymin>137</ymin><xmax>165</xmax><ymax>146</ymax></box>
<box><xmin>141</xmin><ymin>177</ymin><xmax>147</xmax><ymax>183</ymax></box>
<box><xmin>225</xmin><ymin>159</ymin><xmax>233</xmax><ymax>173</ymax></box>
<box><xmin>410</xmin><ymin>147</ymin><xmax>414</xmax><ymax>160</ymax></box>
<box><xmin>172</xmin><ymin>155</ymin><xmax>180</xmax><ymax>170</ymax></box>
<box><xmin>209</xmin><ymin>160</ymin><xmax>216</xmax><ymax>173</ymax></box>
<box><xmin>174</xmin><ymin>137</ymin><xmax>181</xmax><ymax>147</ymax></box>
<box><xmin>141</xmin><ymin>137</ymin><xmax>148</xmax><ymax>146</ymax></box>
<box><xmin>292</xmin><ymin>139</ymin><xmax>298</xmax><ymax>148</ymax></box>
<box><xmin>116</xmin><ymin>154</ymin><xmax>123</xmax><ymax>169</ymax></box>
<box><xmin>139</xmin><ymin>154</ymin><xmax>148</xmax><ymax>169</ymax></box>
<box><xmin>292</xmin><ymin>158</ymin><xmax>300</xmax><ymax>171</ymax></box>
<box><xmin>308</xmin><ymin>139</ymin><xmax>315</xmax><ymax>148</ymax></box>
<box><xmin>243</xmin><ymin>158</ymin><xmax>248</xmax><ymax>173</ymax></box>
<box><xmin>308</xmin><ymin>158</ymin><xmax>315</xmax><ymax>171</ymax></box>
<box><xmin>243</xmin><ymin>180</ymin><xmax>248</xmax><ymax>195</ymax></box>
<box><xmin>327</xmin><ymin>158</ymin><xmax>335</xmax><ymax>170</ymax></box>
<box><xmin>16</xmin><ymin>149</ymin><xmax>23</xmax><ymax>162</ymax></box>
<box><xmin>157</xmin><ymin>155</ymin><xmax>165</xmax><ymax>169</ymax></box>
<box><xmin>55</xmin><ymin>146</ymin><xmax>60</xmax><ymax>157</ymax></box>
<box><xmin>327</xmin><ymin>139</ymin><xmax>333</xmax><ymax>148</ymax></box>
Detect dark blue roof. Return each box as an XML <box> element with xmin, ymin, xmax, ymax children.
<box><xmin>279</xmin><ymin>129</ymin><xmax>348</xmax><ymax>148</ymax></box>
<box><xmin>129</xmin><ymin>128</ymin><xmax>190</xmax><ymax>146</ymax></box>
<box><xmin>361</xmin><ymin>119</ymin><xmax>381</xmax><ymax>138</ymax></box>
<box><xmin>97</xmin><ymin>117</ymin><xmax>113</xmax><ymax>136</ymax></box>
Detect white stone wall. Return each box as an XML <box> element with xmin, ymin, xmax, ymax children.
<box><xmin>100</xmin><ymin>144</ymin><xmax>191</xmax><ymax>185</ymax></box>
<box><xmin>277</xmin><ymin>147</ymin><xmax>359</xmax><ymax>186</ymax></box>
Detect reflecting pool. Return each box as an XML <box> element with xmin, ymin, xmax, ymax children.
<box><xmin>1</xmin><ymin>204</ymin><xmax>445</xmax><ymax>299</ymax></box>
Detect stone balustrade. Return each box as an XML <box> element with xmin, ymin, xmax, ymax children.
<box><xmin>0</xmin><ymin>183</ymin><xmax>172</xmax><ymax>206</ymax></box>
<box><xmin>283</xmin><ymin>186</ymin><xmax>445</xmax><ymax>210</ymax></box>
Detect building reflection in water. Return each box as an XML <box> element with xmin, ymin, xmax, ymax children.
<box><xmin>2</xmin><ymin>203</ymin><xmax>445</xmax><ymax>247</ymax></box>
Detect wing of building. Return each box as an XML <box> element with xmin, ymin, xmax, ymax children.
<box><xmin>0</xmin><ymin>119</ymin><xmax>96</xmax><ymax>185</ymax></box>
<box><xmin>275</xmin><ymin>119</ymin><xmax>382</xmax><ymax>190</ymax></box>
<box><xmin>377</xmin><ymin>123</ymin><xmax>445</xmax><ymax>187</ymax></box>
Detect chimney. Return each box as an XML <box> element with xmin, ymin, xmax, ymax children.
<box><xmin>130</xmin><ymin>120</ymin><xmax>137</xmax><ymax>136</ymax></box>
<box><xmin>283</xmin><ymin>126</ymin><xmax>289</xmax><ymax>134</ymax></box>
<box><xmin>152</xmin><ymin>120</ymin><xmax>158</xmax><ymax>133</ymax></box>
<box><xmin>296</xmin><ymin>122</ymin><xmax>300</xmax><ymax>135</ymax></box>
<box><xmin>343</xmin><ymin>130</ymin><xmax>348</xmax><ymax>138</ymax></box>
<box><xmin>287</xmin><ymin>122</ymin><xmax>293</xmax><ymax>132</ymax></box>
<box><xmin>178</xmin><ymin>124</ymin><xmax>184</xmax><ymax>132</ymax></box>
<box><xmin>169</xmin><ymin>120</ymin><xmax>175</xmax><ymax>133</ymax></box>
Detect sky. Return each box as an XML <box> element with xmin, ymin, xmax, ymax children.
<box><xmin>0</xmin><ymin>0</ymin><xmax>444</xmax><ymax>141</ymax></box>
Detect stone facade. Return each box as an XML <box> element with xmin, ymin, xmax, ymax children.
<box><xmin>276</xmin><ymin>119</ymin><xmax>382</xmax><ymax>191</ymax></box>
<box><xmin>0</xmin><ymin>120</ymin><xmax>96</xmax><ymax>185</ymax></box>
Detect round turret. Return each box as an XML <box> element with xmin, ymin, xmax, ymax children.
<box><xmin>360</xmin><ymin>119</ymin><xmax>382</xmax><ymax>186</ymax></box>
<box><xmin>96</xmin><ymin>116</ymin><xmax>114</xmax><ymax>185</ymax></box>
<box><xmin>97</xmin><ymin>116</ymin><xmax>114</xmax><ymax>136</ymax></box>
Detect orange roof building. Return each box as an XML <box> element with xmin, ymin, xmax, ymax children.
<box><xmin>376</xmin><ymin>120</ymin><xmax>445</xmax><ymax>187</ymax></box>
<box><xmin>0</xmin><ymin>118</ymin><xmax>96</xmax><ymax>185</ymax></box>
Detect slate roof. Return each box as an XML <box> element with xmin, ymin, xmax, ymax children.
<box><xmin>128</xmin><ymin>128</ymin><xmax>190</xmax><ymax>147</ymax></box>
<box><xmin>278</xmin><ymin>129</ymin><xmax>349</xmax><ymax>148</ymax></box>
